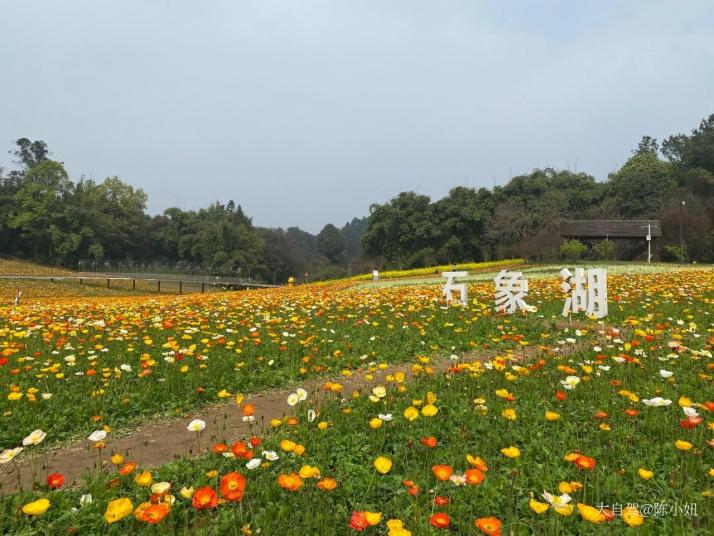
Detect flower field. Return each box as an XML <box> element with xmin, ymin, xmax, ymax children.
<box><xmin>1</xmin><ymin>266</ymin><xmax>713</xmax><ymax>534</ymax></box>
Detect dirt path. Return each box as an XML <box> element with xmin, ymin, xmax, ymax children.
<box><xmin>0</xmin><ymin>346</ymin><xmax>544</xmax><ymax>494</ymax></box>
<box><xmin>1</xmin><ymin>320</ymin><xmax>610</xmax><ymax>495</ymax></box>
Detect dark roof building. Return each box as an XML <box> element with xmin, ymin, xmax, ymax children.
<box><xmin>559</xmin><ymin>220</ymin><xmax>662</xmax><ymax>239</ymax></box>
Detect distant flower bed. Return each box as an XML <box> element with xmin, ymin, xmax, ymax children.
<box><xmin>350</xmin><ymin>259</ymin><xmax>525</xmax><ymax>281</ymax></box>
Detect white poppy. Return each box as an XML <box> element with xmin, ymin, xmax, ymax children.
<box><xmin>262</xmin><ymin>450</ymin><xmax>279</xmax><ymax>461</ymax></box>
<box><xmin>378</xmin><ymin>413</ymin><xmax>393</xmax><ymax>422</ymax></box>
<box><xmin>287</xmin><ymin>393</ymin><xmax>299</xmax><ymax>407</ymax></box>
<box><xmin>0</xmin><ymin>447</ymin><xmax>23</xmax><ymax>464</ymax></box>
<box><xmin>22</xmin><ymin>429</ymin><xmax>46</xmax><ymax>446</ymax></box>
<box><xmin>542</xmin><ymin>491</ymin><xmax>572</xmax><ymax>506</ymax></box>
<box><xmin>79</xmin><ymin>494</ymin><xmax>93</xmax><ymax>507</ymax></box>
<box><xmin>186</xmin><ymin>419</ymin><xmax>206</xmax><ymax>432</ymax></box>
<box><xmin>87</xmin><ymin>430</ymin><xmax>107</xmax><ymax>442</ymax></box>
<box><xmin>295</xmin><ymin>388</ymin><xmax>308</xmax><ymax>401</ymax></box>
<box><xmin>307</xmin><ymin>409</ymin><xmax>316</xmax><ymax>422</ymax></box>
<box><xmin>659</xmin><ymin>370</ymin><xmax>673</xmax><ymax>378</ymax></box>
<box><xmin>642</xmin><ymin>397</ymin><xmax>672</xmax><ymax>407</ymax></box>
<box><xmin>683</xmin><ymin>407</ymin><xmax>699</xmax><ymax>418</ymax></box>
<box><xmin>560</xmin><ymin>376</ymin><xmax>581</xmax><ymax>390</ymax></box>
<box><xmin>246</xmin><ymin>458</ymin><xmax>262</xmax><ymax>470</ymax></box>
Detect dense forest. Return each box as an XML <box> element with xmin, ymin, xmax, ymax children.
<box><xmin>1</xmin><ymin>114</ymin><xmax>712</xmax><ymax>282</ymax></box>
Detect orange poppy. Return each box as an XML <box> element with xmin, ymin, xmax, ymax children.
<box><xmin>465</xmin><ymin>468</ymin><xmax>485</xmax><ymax>485</ymax></box>
<box><xmin>212</xmin><ymin>443</ymin><xmax>228</xmax><ymax>454</ymax></box>
<box><xmin>220</xmin><ymin>472</ymin><xmax>247</xmax><ymax>501</ymax></box>
<box><xmin>475</xmin><ymin>516</ymin><xmax>502</xmax><ymax>536</ymax></box>
<box><xmin>139</xmin><ymin>503</ymin><xmax>170</xmax><ymax>524</ymax></box>
<box><xmin>316</xmin><ymin>478</ymin><xmax>337</xmax><ymax>491</ymax></box>
<box><xmin>249</xmin><ymin>436</ymin><xmax>262</xmax><ymax>448</ymax></box>
<box><xmin>420</xmin><ymin>436</ymin><xmax>438</xmax><ymax>448</ymax></box>
<box><xmin>432</xmin><ymin>465</ymin><xmax>453</xmax><ymax>481</ymax></box>
<box><xmin>574</xmin><ymin>455</ymin><xmax>596</xmax><ymax>470</ymax></box>
<box><xmin>118</xmin><ymin>461</ymin><xmax>137</xmax><ymax>476</ymax></box>
<box><xmin>277</xmin><ymin>473</ymin><xmax>304</xmax><ymax>491</ymax></box>
<box><xmin>231</xmin><ymin>442</ymin><xmax>249</xmax><ymax>458</ymax></box>
<box><xmin>430</xmin><ymin>512</ymin><xmax>451</xmax><ymax>529</ymax></box>
<box><xmin>192</xmin><ymin>486</ymin><xmax>218</xmax><ymax>509</ymax></box>
<box><xmin>242</xmin><ymin>403</ymin><xmax>255</xmax><ymax>417</ymax></box>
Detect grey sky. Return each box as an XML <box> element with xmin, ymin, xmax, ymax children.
<box><xmin>1</xmin><ymin>1</ymin><xmax>713</xmax><ymax>233</ymax></box>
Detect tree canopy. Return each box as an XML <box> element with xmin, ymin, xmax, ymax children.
<box><xmin>1</xmin><ymin>113</ymin><xmax>713</xmax><ymax>279</ymax></box>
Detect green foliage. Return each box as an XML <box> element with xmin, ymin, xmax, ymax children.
<box><xmin>593</xmin><ymin>239</ymin><xmax>616</xmax><ymax>261</ymax></box>
<box><xmin>317</xmin><ymin>223</ymin><xmax>345</xmax><ymax>263</ymax></box>
<box><xmin>2</xmin><ymin>111</ymin><xmax>714</xmax><ymax>277</ymax></box>
<box><xmin>559</xmin><ymin>239</ymin><xmax>587</xmax><ymax>261</ymax></box>
<box><xmin>662</xmin><ymin>244</ymin><xmax>687</xmax><ymax>262</ymax></box>
<box><xmin>606</xmin><ymin>152</ymin><xmax>677</xmax><ymax>218</ymax></box>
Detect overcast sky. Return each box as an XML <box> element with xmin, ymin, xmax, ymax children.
<box><xmin>1</xmin><ymin>1</ymin><xmax>713</xmax><ymax>233</ymax></box>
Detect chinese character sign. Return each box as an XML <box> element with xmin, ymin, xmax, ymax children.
<box><xmin>560</xmin><ymin>267</ymin><xmax>608</xmax><ymax>319</ymax></box>
<box><xmin>441</xmin><ymin>271</ymin><xmax>468</xmax><ymax>305</ymax></box>
<box><xmin>494</xmin><ymin>269</ymin><xmax>531</xmax><ymax>314</ymax></box>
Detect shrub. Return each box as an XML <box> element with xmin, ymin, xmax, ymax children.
<box><xmin>559</xmin><ymin>240</ymin><xmax>587</xmax><ymax>261</ymax></box>
<box><xmin>593</xmin><ymin>240</ymin><xmax>616</xmax><ymax>261</ymax></box>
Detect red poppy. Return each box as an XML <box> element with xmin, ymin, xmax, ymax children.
<box><xmin>192</xmin><ymin>486</ymin><xmax>218</xmax><ymax>509</ymax></box>
<box><xmin>430</xmin><ymin>512</ymin><xmax>451</xmax><ymax>529</ymax></box>
<box><xmin>220</xmin><ymin>472</ymin><xmax>247</xmax><ymax>501</ymax></box>
<box><xmin>434</xmin><ymin>496</ymin><xmax>449</xmax><ymax>507</ymax></box>
<box><xmin>555</xmin><ymin>390</ymin><xmax>567</xmax><ymax>401</ymax></box>
<box><xmin>47</xmin><ymin>472</ymin><xmax>64</xmax><ymax>489</ymax></box>
<box><xmin>625</xmin><ymin>409</ymin><xmax>639</xmax><ymax>417</ymax></box>
<box><xmin>249</xmin><ymin>436</ymin><xmax>262</xmax><ymax>448</ymax></box>
<box><xmin>680</xmin><ymin>417</ymin><xmax>702</xmax><ymax>429</ymax></box>
<box><xmin>349</xmin><ymin>511</ymin><xmax>368</xmax><ymax>531</ymax></box>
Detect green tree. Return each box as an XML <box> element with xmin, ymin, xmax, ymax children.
<box><xmin>662</xmin><ymin>114</ymin><xmax>714</xmax><ymax>173</ymax></box>
<box><xmin>10</xmin><ymin>138</ymin><xmax>49</xmax><ymax>169</ymax></box>
<box><xmin>607</xmin><ymin>152</ymin><xmax>677</xmax><ymax>217</ymax></box>
<box><xmin>8</xmin><ymin>159</ymin><xmax>73</xmax><ymax>262</ymax></box>
<box><xmin>362</xmin><ymin>192</ymin><xmax>436</xmax><ymax>268</ymax></box>
<box><xmin>317</xmin><ymin>224</ymin><xmax>345</xmax><ymax>263</ymax></box>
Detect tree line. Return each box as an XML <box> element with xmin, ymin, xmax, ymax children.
<box><xmin>0</xmin><ymin>139</ymin><xmax>367</xmax><ymax>283</ymax></box>
<box><xmin>1</xmin><ymin>113</ymin><xmax>712</xmax><ymax>283</ymax></box>
<box><xmin>362</xmin><ymin>114</ymin><xmax>714</xmax><ymax>266</ymax></box>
